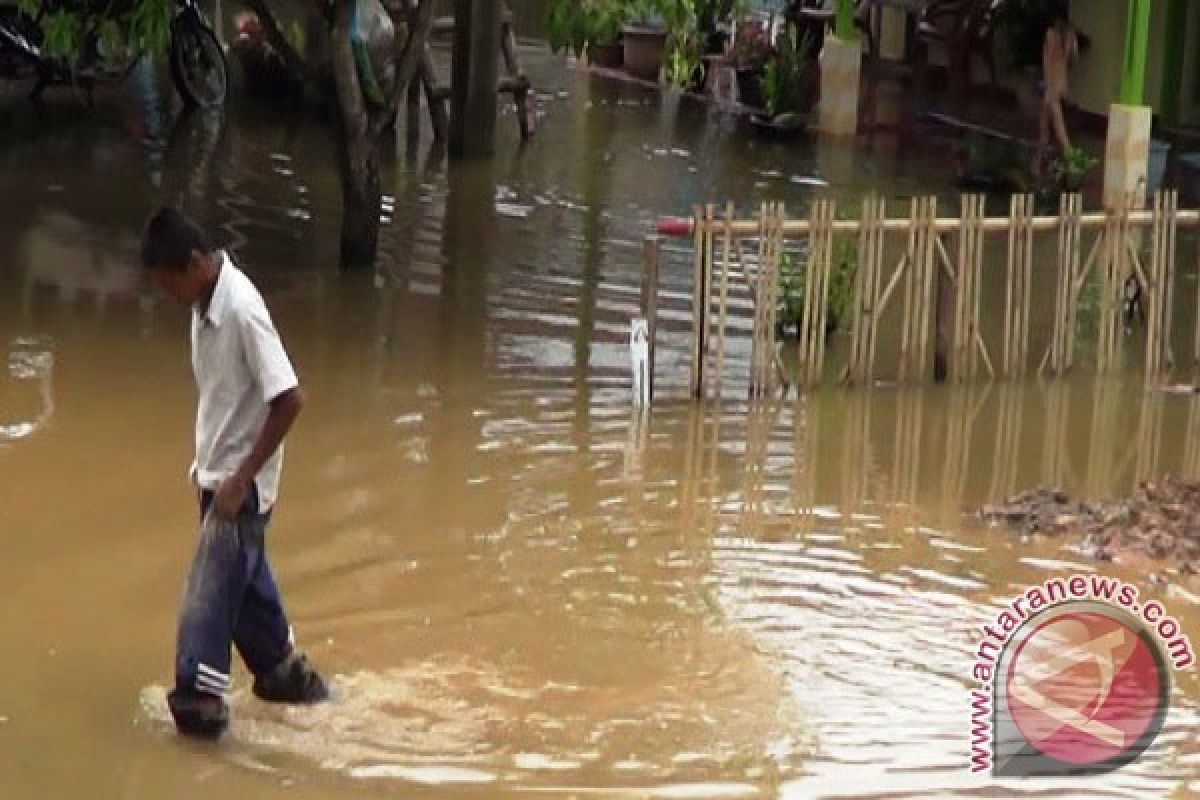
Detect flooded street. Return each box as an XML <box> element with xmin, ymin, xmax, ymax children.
<box><xmin>1</xmin><ymin>45</ymin><xmax>1199</xmax><ymax>799</ymax></box>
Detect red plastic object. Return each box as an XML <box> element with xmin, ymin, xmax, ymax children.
<box><xmin>656</xmin><ymin>217</ymin><xmax>694</xmax><ymax>237</ymax></box>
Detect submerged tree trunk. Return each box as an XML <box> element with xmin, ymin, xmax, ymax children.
<box><xmin>330</xmin><ymin>0</ymin><xmax>380</xmax><ymax>269</ymax></box>
<box><xmin>337</xmin><ymin>134</ymin><xmax>382</xmax><ymax>268</ymax></box>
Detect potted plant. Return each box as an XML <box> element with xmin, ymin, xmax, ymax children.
<box><xmin>623</xmin><ymin>0</ymin><xmax>670</xmax><ymax>82</ymax></box>
<box><xmin>757</xmin><ymin>22</ymin><xmax>817</xmax><ymax>130</ymax></box>
<box><xmin>730</xmin><ymin>17</ymin><xmax>771</xmax><ymax>108</ymax></box>
<box><xmin>546</xmin><ymin>0</ymin><xmax>628</xmax><ymax>69</ymax></box>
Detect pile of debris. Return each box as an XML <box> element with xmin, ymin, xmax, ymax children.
<box><xmin>974</xmin><ymin>478</ymin><xmax>1200</xmax><ymax>576</ymax></box>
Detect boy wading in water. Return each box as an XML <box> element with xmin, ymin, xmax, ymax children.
<box><xmin>141</xmin><ymin>207</ymin><xmax>328</xmax><ymax>738</ymax></box>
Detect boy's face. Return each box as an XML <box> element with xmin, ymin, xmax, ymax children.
<box><xmin>148</xmin><ymin>251</ymin><xmax>210</xmax><ymax>305</ymax></box>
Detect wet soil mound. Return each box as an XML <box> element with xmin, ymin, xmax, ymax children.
<box><xmin>974</xmin><ymin>478</ymin><xmax>1200</xmax><ymax>576</ymax></box>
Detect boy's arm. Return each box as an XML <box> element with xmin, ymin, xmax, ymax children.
<box><xmin>214</xmin><ymin>387</ymin><xmax>304</xmax><ymax>518</ymax></box>
<box><xmin>212</xmin><ymin>293</ymin><xmax>303</xmax><ymax>519</ymax></box>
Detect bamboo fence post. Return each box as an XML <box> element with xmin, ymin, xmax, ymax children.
<box><xmin>751</xmin><ymin>203</ymin><xmax>770</xmax><ymax>396</ymax></box>
<box><xmin>1145</xmin><ymin>190</ymin><xmax>1179</xmax><ymax>377</ymax></box>
<box><xmin>953</xmin><ymin>195</ymin><xmax>984</xmax><ymax>380</ymax></box>
<box><xmin>715</xmin><ymin>202</ymin><xmax>733</xmax><ymax>398</ymax></box>
<box><xmin>703</xmin><ymin>204</ymin><xmax>717</xmax><ymax>394</ymax></box>
<box><xmin>1162</xmin><ymin>190</ymin><xmax>1178</xmax><ymax>369</ymax></box>
<box><xmin>813</xmin><ymin>200</ymin><xmax>834</xmax><ymax>385</ymax></box>
<box><xmin>1020</xmin><ymin>194</ymin><xmax>1034</xmax><ymax>373</ymax></box>
<box><xmin>690</xmin><ymin>205</ymin><xmax>707</xmax><ymax>397</ymax></box>
<box><xmin>848</xmin><ymin>195</ymin><xmax>886</xmax><ymax>384</ymax></box>
<box><xmin>1146</xmin><ymin>190</ymin><xmax>1163</xmax><ymax>376</ymax></box>
<box><xmin>900</xmin><ymin>199</ymin><xmax>919</xmax><ymax>381</ymax></box>
<box><xmin>867</xmin><ymin>198</ymin><xmax>886</xmax><ymax>382</ymax></box>
<box><xmin>1003</xmin><ymin>193</ymin><xmax>1034</xmax><ymax>378</ymax></box>
<box><xmin>919</xmin><ymin>197</ymin><xmax>938</xmax><ymax>380</ymax></box>
<box><xmin>799</xmin><ymin>200</ymin><xmax>832</xmax><ymax>387</ymax></box>
<box><xmin>641</xmin><ymin>236</ymin><xmax>661</xmax><ymax>400</ymax></box>
<box><xmin>901</xmin><ymin>197</ymin><xmax>936</xmax><ymax>381</ymax></box>
<box><xmin>768</xmin><ymin>203</ymin><xmax>787</xmax><ymax>391</ymax></box>
<box><xmin>1050</xmin><ymin>193</ymin><xmax>1082</xmax><ymax>374</ymax></box>
<box><xmin>1003</xmin><ymin>195</ymin><xmax>1018</xmax><ymax>376</ymax></box>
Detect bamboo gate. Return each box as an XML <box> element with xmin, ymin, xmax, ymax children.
<box><xmin>642</xmin><ymin>191</ymin><xmax>1199</xmax><ymax>399</ymax></box>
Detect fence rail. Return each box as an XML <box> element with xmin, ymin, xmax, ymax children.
<box><xmin>646</xmin><ymin>191</ymin><xmax>1199</xmax><ymax>398</ymax></box>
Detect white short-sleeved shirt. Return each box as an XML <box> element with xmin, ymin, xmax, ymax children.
<box><xmin>190</xmin><ymin>252</ymin><xmax>298</xmax><ymax>512</ymax></box>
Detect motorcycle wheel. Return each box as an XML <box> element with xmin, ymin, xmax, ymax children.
<box><xmin>170</xmin><ymin>18</ymin><xmax>227</xmax><ymax>108</ymax></box>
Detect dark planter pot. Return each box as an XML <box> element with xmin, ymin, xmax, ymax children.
<box><xmin>622</xmin><ymin>25</ymin><xmax>668</xmax><ymax>82</ymax></box>
<box><xmin>589</xmin><ymin>41</ymin><xmax>623</xmax><ymax>70</ymax></box>
<box><xmin>735</xmin><ymin>66</ymin><xmax>765</xmax><ymax>109</ymax></box>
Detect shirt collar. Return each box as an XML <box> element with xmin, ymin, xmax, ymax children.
<box><xmin>196</xmin><ymin>251</ymin><xmax>232</xmax><ymax>328</ymax></box>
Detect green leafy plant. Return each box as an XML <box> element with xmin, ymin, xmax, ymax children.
<box><xmin>546</xmin><ymin>0</ymin><xmax>628</xmax><ymax>57</ymax></box>
<box><xmin>13</xmin><ymin>0</ymin><xmax>171</xmax><ymax>64</ymax></box>
<box><xmin>626</xmin><ymin>0</ymin><xmax>667</xmax><ymax>28</ymax></box>
<box><xmin>1051</xmin><ymin>145</ymin><xmax>1097</xmax><ymax>191</ymax></box>
<box><xmin>776</xmin><ymin>232</ymin><xmax>858</xmax><ymax>340</ymax></box>
<box><xmin>762</xmin><ymin>23</ymin><xmax>816</xmax><ymax>118</ymax></box>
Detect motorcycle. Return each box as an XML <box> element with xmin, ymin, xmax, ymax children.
<box><xmin>0</xmin><ymin>0</ymin><xmax>227</xmax><ymax>108</ymax></box>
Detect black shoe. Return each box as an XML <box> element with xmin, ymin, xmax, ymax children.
<box><xmin>167</xmin><ymin>688</ymin><xmax>229</xmax><ymax>739</ymax></box>
<box><xmin>252</xmin><ymin>651</ymin><xmax>329</xmax><ymax>704</ymax></box>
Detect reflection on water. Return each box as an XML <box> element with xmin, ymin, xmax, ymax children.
<box><xmin>0</xmin><ymin>45</ymin><xmax>1198</xmax><ymax>800</ymax></box>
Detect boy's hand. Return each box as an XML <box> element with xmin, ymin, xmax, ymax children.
<box><xmin>214</xmin><ymin>473</ymin><xmax>250</xmax><ymax>519</ymax></box>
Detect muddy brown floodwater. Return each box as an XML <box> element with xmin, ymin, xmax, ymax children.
<box><xmin>1</xmin><ymin>43</ymin><xmax>1199</xmax><ymax>800</ymax></box>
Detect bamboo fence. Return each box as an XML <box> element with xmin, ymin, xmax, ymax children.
<box><xmin>650</xmin><ymin>191</ymin><xmax>1199</xmax><ymax>398</ymax></box>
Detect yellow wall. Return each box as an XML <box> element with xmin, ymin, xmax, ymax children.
<box><xmin>1068</xmin><ymin>0</ymin><xmax>1169</xmax><ymax>115</ymax></box>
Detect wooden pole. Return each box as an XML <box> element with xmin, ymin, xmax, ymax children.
<box><xmin>641</xmin><ymin>236</ymin><xmax>660</xmax><ymax>400</ymax></box>
<box><xmin>450</xmin><ymin>0</ymin><xmax>500</xmax><ymax>157</ymax></box>
<box><xmin>419</xmin><ymin>51</ymin><xmax>449</xmax><ymax>141</ymax></box>
<box><xmin>500</xmin><ymin>12</ymin><xmax>534</xmax><ymax>140</ymax></box>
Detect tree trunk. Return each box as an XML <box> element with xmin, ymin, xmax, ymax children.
<box><xmin>330</xmin><ymin>0</ymin><xmax>380</xmax><ymax>270</ymax></box>
<box><xmin>337</xmin><ymin>135</ymin><xmax>381</xmax><ymax>268</ymax></box>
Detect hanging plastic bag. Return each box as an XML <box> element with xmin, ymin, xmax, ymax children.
<box><xmin>351</xmin><ymin>0</ymin><xmax>395</xmax><ymax>108</ymax></box>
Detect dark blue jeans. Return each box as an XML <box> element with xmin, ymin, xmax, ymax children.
<box><xmin>175</xmin><ymin>486</ymin><xmax>293</xmax><ymax>698</ymax></box>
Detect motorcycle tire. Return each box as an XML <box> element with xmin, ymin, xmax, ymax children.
<box><xmin>170</xmin><ymin>18</ymin><xmax>227</xmax><ymax>109</ymax></box>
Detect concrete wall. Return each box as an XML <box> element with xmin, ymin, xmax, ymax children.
<box><xmin>1068</xmin><ymin>1</ymin><xmax>1169</xmax><ymax>116</ymax></box>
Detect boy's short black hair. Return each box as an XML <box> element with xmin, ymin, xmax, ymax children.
<box><xmin>140</xmin><ymin>205</ymin><xmax>211</xmax><ymax>271</ymax></box>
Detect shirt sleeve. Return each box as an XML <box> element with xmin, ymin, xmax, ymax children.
<box><xmin>237</xmin><ymin>293</ymin><xmax>300</xmax><ymax>403</ymax></box>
